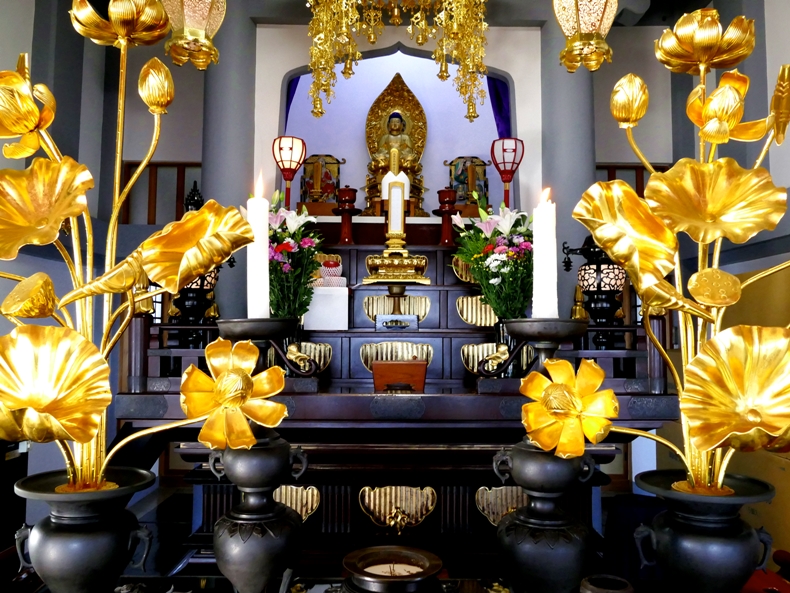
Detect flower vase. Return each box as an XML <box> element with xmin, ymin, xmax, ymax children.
<box><xmin>493</xmin><ymin>440</ymin><xmax>595</xmax><ymax>593</ymax></box>
<box><xmin>634</xmin><ymin>469</ymin><xmax>774</xmax><ymax>593</ymax></box>
<box><xmin>14</xmin><ymin>467</ymin><xmax>155</xmax><ymax>593</ymax></box>
<box><xmin>209</xmin><ymin>427</ymin><xmax>308</xmax><ymax>593</ymax></box>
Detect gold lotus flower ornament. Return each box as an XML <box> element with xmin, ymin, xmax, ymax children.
<box><xmin>70</xmin><ymin>0</ymin><xmax>171</xmax><ymax>47</ymax></box>
<box><xmin>682</xmin><ymin>326</ymin><xmax>790</xmax><ymax>452</ymax></box>
<box><xmin>655</xmin><ymin>9</ymin><xmax>754</xmax><ymax>75</ymax></box>
<box><xmin>138</xmin><ymin>57</ymin><xmax>174</xmax><ymax>115</ymax></box>
<box><xmin>686</xmin><ymin>71</ymin><xmax>772</xmax><ymax>144</ymax></box>
<box><xmin>771</xmin><ymin>65</ymin><xmax>790</xmax><ymax>145</ymax></box>
<box><xmin>611</xmin><ymin>74</ymin><xmax>649</xmax><ymax>128</ymax></box>
<box><xmin>0</xmin><ymin>157</ymin><xmax>93</xmax><ymax>260</ymax></box>
<box><xmin>1</xmin><ymin>272</ymin><xmax>57</xmax><ymax>318</ymax></box>
<box><xmin>645</xmin><ymin>158</ymin><xmax>787</xmax><ymax>244</ymax></box>
<box><xmin>60</xmin><ymin>200</ymin><xmax>253</xmax><ymax>305</ymax></box>
<box><xmin>521</xmin><ymin>359</ymin><xmax>619</xmax><ymax>459</ymax></box>
<box><xmin>0</xmin><ymin>326</ymin><xmax>111</xmax><ymax>443</ymax></box>
<box><xmin>180</xmin><ymin>338</ymin><xmax>287</xmax><ymax>449</ymax></box>
<box><xmin>0</xmin><ymin>54</ymin><xmax>57</xmax><ymax>159</ymax></box>
<box><xmin>573</xmin><ymin>180</ymin><xmax>677</xmax><ymax>292</ymax></box>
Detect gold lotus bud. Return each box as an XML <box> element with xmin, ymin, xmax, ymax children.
<box><xmin>71</xmin><ymin>0</ymin><xmax>171</xmax><ymax>48</ymax></box>
<box><xmin>611</xmin><ymin>74</ymin><xmax>649</xmax><ymax>128</ymax></box>
<box><xmin>700</xmin><ymin>84</ymin><xmax>744</xmax><ymax>144</ymax></box>
<box><xmin>138</xmin><ymin>57</ymin><xmax>174</xmax><ymax>115</ymax></box>
<box><xmin>655</xmin><ymin>9</ymin><xmax>754</xmax><ymax>75</ymax></box>
<box><xmin>771</xmin><ymin>64</ymin><xmax>790</xmax><ymax>145</ymax></box>
<box><xmin>1</xmin><ymin>272</ymin><xmax>57</xmax><ymax>318</ymax></box>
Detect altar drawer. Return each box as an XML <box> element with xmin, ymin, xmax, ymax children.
<box><xmin>349</xmin><ymin>337</ymin><xmax>445</xmax><ymax>379</ymax></box>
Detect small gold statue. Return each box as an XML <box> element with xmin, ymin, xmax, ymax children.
<box><xmin>372</xmin><ymin>113</ymin><xmax>417</xmax><ymax>169</ymax></box>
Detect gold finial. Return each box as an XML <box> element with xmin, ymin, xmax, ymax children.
<box><xmin>389</xmin><ymin>147</ymin><xmax>400</xmax><ymax>175</ymax></box>
<box><xmin>571</xmin><ymin>285</ymin><xmax>589</xmax><ymax>321</ymax></box>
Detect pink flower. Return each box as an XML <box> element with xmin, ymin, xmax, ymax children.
<box><xmin>494</xmin><ymin>245</ymin><xmax>508</xmax><ymax>254</ymax></box>
<box><xmin>300</xmin><ymin>237</ymin><xmax>316</xmax><ymax>248</ymax></box>
<box><xmin>451</xmin><ymin>213</ymin><xmax>465</xmax><ymax>229</ymax></box>
<box><xmin>282</xmin><ymin>263</ymin><xmax>292</xmax><ymax>273</ymax></box>
<box><xmin>523</xmin><ymin>241</ymin><xmax>533</xmax><ymax>251</ymax></box>
<box><xmin>269</xmin><ymin>208</ymin><xmax>287</xmax><ymax>229</ymax></box>
<box><xmin>475</xmin><ymin>218</ymin><xmax>499</xmax><ymax>238</ymax></box>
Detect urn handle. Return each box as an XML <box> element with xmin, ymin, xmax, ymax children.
<box><xmin>493</xmin><ymin>448</ymin><xmax>512</xmax><ymax>484</ymax></box>
<box><xmin>634</xmin><ymin>524</ymin><xmax>657</xmax><ymax>567</ymax></box>
<box><xmin>291</xmin><ymin>446</ymin><xmax>308</xmax><ymax>480</ymax></box>
<box><xmin>14</xmin><ymin>524</ymin><xmax>32</xmax><ymax>569</ymax></box>
<box><xmin>128</xmin><ymin>525</ymin><xmax>153</xmax><ymax>571</ymax></box>
<box><xmin>208</xmin><ymin>449</ymin><xmax>224</xmax><ymax>480</ymax></box>
<box><xmin>756</xmin><ymin>527</ymin><xmax>773</xmax><ymax>571</ymax></box>
<box><xmin>578</xmin><ymin>452</ymin><xmax>595</xmax><ymax>483</ymax></box>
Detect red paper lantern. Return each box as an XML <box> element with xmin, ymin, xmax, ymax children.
<box><xmin>491</xmin><ymin>138</ymin><xmax>525</xmax><ymax>208</ymax></box>
<box><xmin>272</xmin><ymin>136</ymin><xmax>307</xmax><ymax>209</ymax></box>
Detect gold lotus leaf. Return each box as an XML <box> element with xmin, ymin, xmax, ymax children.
<box><xmin>70</xmin><ymin>0</ymin><xmax>171</xmax><ymax>48</ymax></box>
<box><xmin>655</xmin><ymin>9</ymin><xmax>755</xmax><ymax>75</ymax></box>
<box><xmin>180</xmin><ymin>338</ymin><xmax>287</xmax><ymax>450</ymax></box>
<box><xmin>771</xmin><ymin>64</ymin><xmax>790</xmax><ymax>146</ymax></box>
<box><xmin>610</xmin><ymin>73</ymin><xmax>649</xmax><ymax>129</ymax></box>
<box><xmin>686</xmin><ymin>70</ymin><xmax>772</xmax><ymax>144</ymax></box>
<box><xmin>138</xmin><ymin>57</ymin><xmax>174</xmax><ymax>115</ymax></box>
<box><xmin>688</xmin><ymin>268</ymin><xmax>741</xmax><ymax>307</ymax></box>
<box><xmin>573</xmin><ymin>180</ymin><xmax>677</xmax><ymax>293</ymax></box>
<box><xmin>520</xmin><ymin>359</ymin><xmax>619</xmax><ymax>459</ymax></box>
<box><xmin>1</xmin><ymin>272</ymin><xmax>57</xmax><ymax>318</ymax></box>
<box><xmin>644</xmin><ymin>158</ymin><xmax>787</xmax><ymax>244</ymax></box>
<box><xmin>0</xmin><ymin>325</ymin><xmax>111</xmax><ymax>443</ymax></box>
<box><xmin>641</xmin><ymin>279</ymin><xmax>714</xmax><ymax>322</ymax></box>
<box><xmin>682</xmin><ymin>326</ymin><xmax>790</xmax><ymax>452</ymax></box>
<box><xmin>0</xmin><ymin>54</ymin><xmax>57</xmax><ymax>159</ymax></box>
<box><xmin>60</xmin><ymin>200</ymin><xmax>253</xmax><ymax>306</ymax></box>
<box><xmin>0</xmin><ymin>157</ymin><xmax>93</xmax><ymax>260</ymax></box>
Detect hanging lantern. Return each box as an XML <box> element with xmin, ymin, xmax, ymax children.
<box><xmin>553</xmin><ymin>0</ymin><xmax>618</xmax><ymax>73</ymax></box>
<box><xmin>490</xmin><ymin>138</ymin><xmax>524</xmax><ymax>208</ymax></box>
<box><xmin>161</xmin><ymin>0</ymin><xmax>226</xmax><ymax>70</ymax></box>
<box><xmin>273</xmin><ymin>137</ymin><xmax>307</xmax><ymax>210</ymax></box>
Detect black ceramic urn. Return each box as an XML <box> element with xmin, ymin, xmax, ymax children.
<box><xmin>210</xmin><ymin>427</ymin><xmax>308</xmax><ymax>593</ymax></box>
<box><xmin>493</xmin><ymin>440</ymin><xmax>594</xmax><ymax>593</ymax></box>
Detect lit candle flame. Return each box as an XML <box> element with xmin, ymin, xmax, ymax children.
<box><xmin>540</xmin><ymin>187</ymin><xmax>552</xmax><ymax>204</ymax></box>
<box><xmin>254</xmin><ymin>171</ymin><xmax>264</xmax><ymax>200</ymax></box>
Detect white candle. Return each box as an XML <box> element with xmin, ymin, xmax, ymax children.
<box><xmin>247</xmin><ymin>172</ymin><xmax>269</xmax><ymax>319</ymax></box>
<box><xmin>532</xmin><ymin>188</ymin><xmax>558</xmax><ymax>319</ymax></box>
<box><xmin>382</xmin><ymin>170</ymin><xmax>410</xmax><ymax>234</ymax></box>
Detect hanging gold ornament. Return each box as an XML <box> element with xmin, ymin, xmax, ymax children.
<box><xmin>161</xmin><ymin>0</ymin><xmax>226</xmax><ymax>70</ymax></box>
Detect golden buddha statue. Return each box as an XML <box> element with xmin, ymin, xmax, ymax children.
<box><xmin>363</xmin><ymin>74</ymin><xmax>428</xmax><ymax>217</ymax></box>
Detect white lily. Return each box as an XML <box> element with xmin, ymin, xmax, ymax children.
<box><xmin>495</xmin><ymin>205</ymin><xmax>526</xmax><ymax>236</ymax></box>
<box><xmin>284</xmin><ymin>207</ymin><xmax>317</xmax><ymax>234</ymax></box>
<box><xmin>451</xmin><ymin>213</ymin><xmax>465</xmax><ymax>229</ymax></box>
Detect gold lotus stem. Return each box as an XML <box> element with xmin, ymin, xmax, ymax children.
<box><xmin>753</xmin><ymin>129</ymin><xmax>775</xmax><ymax>169</ymax></box>
<box><xmin>99</xmin><ymin>414</ymin><xmax>210</xmax><ymax>483</ymax></box>
<box><xmin>56</xmin><ymin>440</ymin><xmax>77</xmax><ymax>486</ymax></box>
<box><xmin>1</xmin><ymin>313</ymin><xmax>22</xmax><ymax>327</ymax></box>
<box><xmin>625</xmin><ymin>127</ymin><xmax>656</xmax><ymax>174</ymax></box>
<box><xmin>38</xmin><ymin>129</ymin><xmax>63</xmax><ymax>163</ymax></box>
<box><xmin>697</xmin><ymin>242</ymin><xmax>710</xmax><ymax>349</ymax></box>
<box><xmin>113</xmin><ymin>41</ymin><xmax>128</xmax><ymax>210</ymax></box>
<box><xmin>698</xmin><ymin>65</ymin><xmax>708</xmax><ymax>164</ymax></box>
<box><xmin>54</xmin><ymin>238</ymin><xmax>86</xmax><ymax>335</ymax></box>
<box><xmin>82</xmin><ymin>212</ymin><xmax>94</xmax><ymax>342</ymax></box>
<box><xmin>0</xmin><ymin>271</ymin><xmax>24</xmax><ymax>282</ymax></box>
<box><xmin>57</xmin><ymin>304</ymin><xmax>75</xmax><ymax>331</ymax></box>
<box><xmin>609</xmin><ymin>426</ymin><xmax>691</xmax><ymax>473</ymax></box>
<box><xmin>70</xmin><ymin>216</ymin><xmax>86</xmax><ymax>338</ymax></box>
<box><xmin>707</xmin><ymin>143</ymin><xmax>717</xmax><ymax>163</ymax></box>
<box><xmin>51</xmin><ymin>312</ymin><xmax>70</xmax><ymax>328</ymax></box>
<box><xmin>101</xmin><ymin>290</ymin><xmax>135</xmax><ymax>358</ymax></box>
<box><xmin>741</xmin><ymin>257</ymin><xmax>790</xmax><ymax>290</ymax></box>
<box><xmin>712</xmin><ymin>238</ymin><xmax>723</xmax><ymax>268</ymax></box>
<box><xmin>101</xmin><ymin>287</ymin><xmax>168</xmax><ymax>357</ymax></box>
<box><xmin>643</xmin><ymin>314</ymin><xmax>682</xmax><ymax>394</ymax></box>
<box><xmin>716</xmin><ymin>447</ymin><xmax>736</xmax><ymax>489</ymax></box>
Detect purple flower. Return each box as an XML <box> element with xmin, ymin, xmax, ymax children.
<box><xmin>269</xmin><ymin>245</ymin><xmax>284</xmax><ymax>262</ymax></box>
<box><xmin>475</xmin><ymin>218</ymin><xmax>499</xmax><ymax>238</ymax></box>
<box><xmin>495</xmin><ymin>236</ymin><xmax>507</xmax><ymax>247</ymax></box>
<box><xmin>282</xmin><ymin>263</ymin><xmax>292</xmax><ymax>273</ymax></box>
<box><xmin>300</xmin><ymin>237</ymin><xmax>316</xmax><ymax>248</ymax></box>
<box><xmin>512</xmin><ymin>235</ymin><xmax>524</xmax><ymax>245</ymax></box>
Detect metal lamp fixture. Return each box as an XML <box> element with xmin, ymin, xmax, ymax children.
<box><xmin>563</xmin><ymin>236</ymin><xmax>626</xmax><ymax>349</ymax></box>
<box><xmin>490</xmin><ymin>138</ymin><xmax>524</xmax><ymax>208</ymax></box>
<box><xmin>273</xmin><ymin>136</ymin><xmax>307</xmax><ymax>210</ymax></box>
<box><xmin>553</xmin><ymin>0</ymin><xmax>618</xmax><ymax>73</ymax></box>
<box><xmin>162</xmin><ymin>0</ymin><xmax>226</xmax><ymax>70</ymax></box>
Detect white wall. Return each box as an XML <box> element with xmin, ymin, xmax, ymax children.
<box><xmin>284</xmin><ymin>53</ymin><xmax>503</xmax><ymax>213</ymax></box>
<box><xmin>255</xmin><ymin>25</ymin><xmax>542</xmax><ymax>212</ymax></box>
<box><xmin>593</xmin><ymin>26</ymin><xmax>673</xmax><ymax>165</ymax></box>
<box><xmin>123</xmin><ymin>44</ymin><xmax>205</xmax><ymax>163</ymax></box>
<box><xmin>0</xmin><ymin>1</ymin><xmax>35</xmax><ymax>171</ymax></box>
<box><xmin>765</xmin><ymin>0</ymin><xmax>790</xmax><ymax>190</ymax></box>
